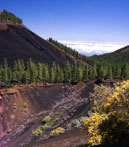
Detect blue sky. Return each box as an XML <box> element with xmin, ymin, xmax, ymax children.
<box><xmin>0</xmin><ymin>0</ymin><xmax>129</xmax><ymax>55</ymax></box>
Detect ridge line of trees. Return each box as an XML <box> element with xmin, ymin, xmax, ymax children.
<box><xmin>0</xmin><ymin>9</ymin><xmax>23</xmax><ymax>24</ymax></box>
<box><xmin>48</xmin><ymin>38</ymin><xmax>129</xmax><ymax>80</ymax></box>
<box><xmin>48</xmin><ymin>38</ymin><xmax>92</xmax><ymax>64</ymax></box>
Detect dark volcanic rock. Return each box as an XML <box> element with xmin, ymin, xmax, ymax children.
<box><xmin>0</xmin><ymin>22</ymin><xmax>75</xmax><ymax>66</ymax></box>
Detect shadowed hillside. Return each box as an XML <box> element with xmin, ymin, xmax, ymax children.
<box><xmin>114</xmin><ymin>45</ymin><xmax>129</xmax><ymax>53</ymax></box>
<box><xmin>0</xmin><ymin>21</ymin><xmax>79</xmax><ymax>67</ymax></box>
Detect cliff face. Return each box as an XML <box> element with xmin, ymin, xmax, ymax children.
<box><xmin>0</xmin><ymin>85</ymin><xmax>71</xmax><ymax>138</ymax></box>
<box><xmin>0</xmin><ymin>21</ymin><xmax>77</xmax><ymax>66</ymax></box>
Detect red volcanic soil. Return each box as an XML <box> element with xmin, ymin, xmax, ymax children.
<box><xmin>0</xmin><ymin>21</ymin><xmax>83</xmax><ymax>66</ymax></box>
<box><xmin>0</xmin><ymin>80</ymin><xmax>127</xmax><ymax>147</ymax></box>
<box><xmin>0</xmin><ymin>81</ymin><xmax>94</xmax><ymax>147</ymax></box>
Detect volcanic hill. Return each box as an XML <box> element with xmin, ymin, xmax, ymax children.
<box><xmin>0</xmin><ymin>20</ymin><xmax>79</xmax><ymax>66</ymax></box>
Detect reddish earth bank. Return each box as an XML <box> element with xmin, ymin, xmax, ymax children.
<box><xmin>0</xmin><ymin>80</ymin><xmax>127</xmax><ymax>147</ymax></box>
<box><xmin>0</xmin><ymin>81</ymin><xmax>95</xmax><ymax>147</ymax></box>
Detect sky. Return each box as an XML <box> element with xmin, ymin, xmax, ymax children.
<box><xmin>0</xmin><ymin>0</ymin><xmax>129</xmax><ymax>55</ymax></box>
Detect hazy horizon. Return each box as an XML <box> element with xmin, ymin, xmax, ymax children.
<box><xmin>58</xmin><ymin>40</ymin><xmax>128</xmax><ymax>56</ymax></box>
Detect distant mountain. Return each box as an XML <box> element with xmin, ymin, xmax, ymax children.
<box><xmin>89</xmin><ymin>44</ymin><xmax>129</xmax><ymax>65</ymax></box>
<box><xmin>113</xmin><ymin>45</ymin><xmax>129</xmax><ymax>54</ymax></box>
<box><xmin>59</xmin><ymin>40</ymin><xmax>128</xmax><ymax>56</ymax></box>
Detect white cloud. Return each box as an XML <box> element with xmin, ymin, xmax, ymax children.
<box><xmin>59</xmin><ymin>40</ymin><xmax>128</xmax><ymax>56</ymax></box>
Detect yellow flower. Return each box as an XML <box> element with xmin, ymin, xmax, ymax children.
<box><xmin>32</xmin><ymin>128</ymin><xmax>43</xmax><ymax>138</ymax></box>
<box><xmin>42</xmin><ymin>116</ymin><xmax>51</xmax><ymax>123</ymax></box>
<box><xmin>115</xmin><ymin>87</ymin><xmax>120</xmax><ymax>91</ymax></box>
<box><xmin>122</xmin><ymin>84</ymin><xmax>127</xmax><ymax>89</ymax></box>
<box><xmin>50</xmin><ymin>127</ymin><xmax>65</xmax><ymax>136</ymax></box>
<box><xmin>107</xmin><ymin>98</ymin><xmax>113</xmax><ymax>103</ymax></box>
<box><xmin>105</xmin><ymin>103</ymin><xmax>111</xmax><ymax>107</ymax></box>
<box><xmin>23</xmin><ymin>103</ymin><xmax>28</xmax><ymax>107</ymax></box>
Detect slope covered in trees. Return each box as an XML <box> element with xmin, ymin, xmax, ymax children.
<box><xmin>0</xmin><ymin>9</ymin><xmax>23</xmax><ymax>24</ymax></box>
<box><xmin>48</xmin><ymin>38</ymin><xmax>90</xmax><ymax>64</ymax></box>
<box><xmin>114</xmin><ymin>45</ymin><xmax>129</xmax><ymax>53</ymax></box>
<box><xmin>48</xmin><ymin>38</ymin><xmax>129</xmax><ymax>80</ymax></box>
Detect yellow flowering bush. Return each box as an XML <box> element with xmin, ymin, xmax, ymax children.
<box><xmin>32</xmin><ymin>127</ymin><xmax>43</xmax><ymax>138</ymax></box>
<box><xmin>90</xmin><ymin>84</ymin><xmax>114</xmax><ymax>114</ymax></box>
<box><xmin>32</xmin><ymin>117</ymin><xmax>60</xmax><ymax>138</ymax></box>
<box><xmin>83</xmin><ymin>113</ymin><xmax>108</xmax><ymax>146</ymax></box>
<box><xmin>83</xmin><ymin>80</ymin><xmax>129</xmax><ymax>146</ymax></box>
<box><xmin>42</xmin><ymin>116</ymin><xmax>51</xmax><ymax>123</ymax></box>
<box><xmin>13</xmin><ymin>103</ymin><xmax>17</xmax><ymax>109</ymax></box>
<box><xmin>115</xmin><ymin>87</ymin><xmax>120</xmax><ymax>91</ymax></box>
<box><xmin>50</xmin><ymin>127</ymin><xmax>65</xmax><ymax>137</ymax></box>
<box><xmin>23</xmin><ymin>103</ymin><xmax>28</xmax><ymax>108</ymax></box>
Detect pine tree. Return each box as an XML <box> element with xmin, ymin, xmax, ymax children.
<box><xmin>3</xmin><ymin>58</ymin><xmax>8</xmax><ymax>83</ymax></box>
<box><xmin>37</xmin><ymin>63</ymin><xmax>43</xmax><ymax>82</ymax></box>
<box><xmin>116</xmin><ymin>64</ymin><xmax>121</xmax><ymax>79</ymax></box>
<box><xmin>42</xmin><ymin>64</ymin><xmax>49</xmax><ymax>84</ymax></box>
<box><xmin>64</xmin><ymin>62</ymin><xmax>71</xmax><ymax>83</ymax></box>
<box><xmin>8</xmin><ymin>67</ymin><xmax>12</xmax><ymax>82</ymax></box>
<box><xmin>0</xmin><ymin>66</ymin><xmax>2</xmax><ymax>82</ymax></box>
<box><xmin>27</xmin><ymin>58</ymin><xmax>37</xmax><ymax>83</ymax></box>
<box><xmin>107</xmin><ymin>64</ymin><xmax>112</xmax><ymax>80</ymax></box>
<box><xmin>55</xmin><ymin>64</ymin><xmax>64</xmax><ymax>83</ymax></box>
<box><xmin>122</xmin><ymin>63</ymin><xmax>129</xmax><ymax>79</ymax></box>
<box><xmin>22</xmin><ymin>71</ymin><xmax>30</xmax><ymax>84</ymax></box>
<box><xmin>92</xmin><ymin>64</ymin><xmax>97</xmax><ymax>79</ymax></box>
<box><xmin>71</xmin><ymin>63</ymin><xmax>77</xmax><ymax>83</ymax></box>
<box><xmin>49</xmin><ymin>67</ymin><xmax>55</xmax><ymax>83</ymax></box>
<box><xmin>83</xmin><ymin>65</ymin><xmax>89</xmax><ymax>82</ymax></box>
<box><xmin>76</xmin><ymin>64</ymin><xmax>83</xmax><ymax>82</ymax></box>
<box><xmin>112</xmin><ymin>64</ymin><xmax>117</xmax><ymax>79</ymax></box>
<box><xmin>17</xmin><ymin>59</ymin><xmax>24</xmax><ymax>81</ymax></box>
<box><xmin>59</xmin><ymin>67</ymin><xmax>64</xmax><ymax>82</ymax></box>
<box><xmin>88</xmin><ymin>66</ymin><xmax>93</xmax><ymax>80</ymax></box>
<box><xmin>12</xmin><ymin>60</ymin><xmax>18</xmax><ymax>81</ymax></box>
<box><xmin>97</xmin><ymin>65</ymin><xmax>105</xmax><ymax>79</ymax></box>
